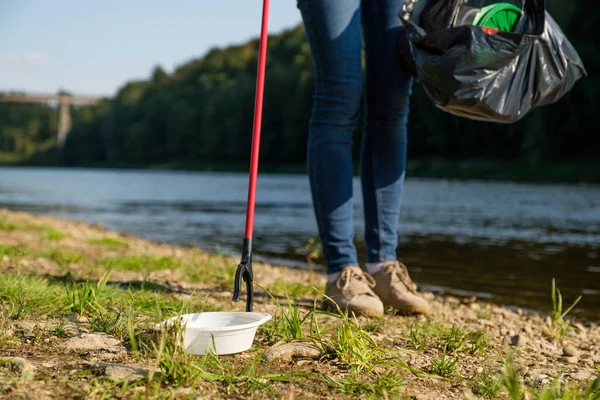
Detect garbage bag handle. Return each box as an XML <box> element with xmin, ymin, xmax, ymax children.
<box><xmin>521</xmin><ymin>0</ymin><xmax>545</xmax><ymax>35</ymax></box>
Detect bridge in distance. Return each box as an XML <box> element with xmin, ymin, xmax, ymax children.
<box><xmin>0</xmin><ymin>92</ymin><xmax>104</xmax><ymax>145</ymax></box>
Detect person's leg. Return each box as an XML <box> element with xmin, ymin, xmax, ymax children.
<box><xmin>297</xmin><ymin>0</ymin><xmax>383</xmax><ymax>317</ymax></box>
<box><xmin>360</xmin><ymin>0</ymin><xmax>411</xmax><ymax>268</ymax></box>
<box><xmin>360</xmin><ymin>0</ymin><xmax>429</xmax><ymax>314</ymax></box>
<box><xmin>297</xmin><ymin>0</ymin><xmax>362</xmax><ymax>275</ymax></box>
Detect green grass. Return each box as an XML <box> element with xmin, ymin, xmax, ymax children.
<box><xmin>323</xmin><ymin>370</ymin><xmax>405</xmax><ymax>399</ymax></box>
<box><xmin>88</xmin><ymin>237</ymin><xmax>129</xmax><ymax>247</ymax></box>
<box><xmin>0</xmin><ymin>217</ymin><xmax>19</xmax><ymax>231</ymax></box>
<box><xmin>468</xmin><ymin>329</ymin><xmax>491</xmax><ymax>355</ymax></box>
<box><xmin>0</xmin><ymin>216</ymin><xmax>66</xmax><ymax>241</ymax></box>
<box><xmin>428</xmin><ymin>346</ymin><xmax>457</xmax><ymax>377</ymax></box>
<box><xmin>405</xmin><ymin>319</ymin><xmax>491</xmax><ymax>356</ymax></box>
<box><xmin>103</xmin><ymin>254</ymin><xmax>186</xmax><ymax>272</ymax></box>
<box><xmin>408</xmin><ymin>320</ymin><xmax>425</xmax><ymax>350</ymax></box>
<box><xmin>472</xmin><ymin>370</ymin><xmax>503</xmax><ymax>399</ymax></box>
<box><xmin>0</xmin><ymin>244</ymin><xmax>30</xmax><ymax>258</ymax></box>
<box><xmin>544</xmin><ymin>278</ymin><xmax>583</xmax><ymax>340</ymax></box>
<box><xmin>444</xmin><ymin>326</ymin><xmax>468</xmax><ymax>353</ymax></box>
<box><xmin>45</xmin><ymin>249</ymin><xmax>83</xmax><ymax>266</ymax></box>
<box><xmin>0</xmin><ymin>269</ymin><xmax>218</xmax><ymax>325</ymax></box>
<box><xmin>328</xmin><ymin>315</ymin><xmax>386</xmax><ymax>374</ymax></box>
<box><xmin>102</xmin><ymin>253</ymin><xmax>238</xmax><ymax>291</ymax></box>
<box><xmin>42</xmin><ymin>227</ymin><xmax>67</xmax><ymax>241</ymax></box>
<box><xmin>267</xmin><ymin>279</ymin><xmax>315</xmax><ymax>297</ymax></box>
<box><xmin>0</xmin><ymin>273</ymin><xmax>63</xmax><ymax>319</ymax></box>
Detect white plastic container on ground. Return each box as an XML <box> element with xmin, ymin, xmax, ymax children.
<box><xmin>158</xmin><ymin>312</ymin><xmax>272</xmax><ymax>355</ymax></box>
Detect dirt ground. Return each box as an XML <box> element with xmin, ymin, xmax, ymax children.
<box><xmin>0</xmin><ymin>209</ymin><xmax>598</xmax><ymax>399</ymax></box>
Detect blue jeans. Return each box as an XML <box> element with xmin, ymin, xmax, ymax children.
<box><xmin>298</xmin><ymin>0</ymin><xmax>413</xmax><ymax>274</ymax></box>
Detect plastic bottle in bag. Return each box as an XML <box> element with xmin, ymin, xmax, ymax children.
<box><xmin>453</xmin><ymin>0</ymin><xmax>523</xmax><ymax>32</ymax></box>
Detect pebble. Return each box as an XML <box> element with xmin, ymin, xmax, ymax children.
<box><xmin>563</xmin><ymin>345</ymin><xmax>579</xmax><ymax>357</ymax></box>
<box><xmin>15</xmin><ymin>320</ymin><xmax>40</xmax><ymax>332</ymax></box>
<box><xmin>447</xmin><ymin>297</ymin><xmax>460</xmax><ymax>306</ymax></box>
<box><xmin>571</xmin><ymin>370</ymin><xmax>593</xmax><ymax>381</ymax></box>
<box><xmin>87</xmin><ymin>362</ymin><xmax>150</xmax><ymax>381</ymax></box>
<box><xmin>560</xmin><ymin>356</ymin><xmax>579</xmax><ymax>364</ymax></box>
<box><xmin>492</xmin><ymin>306</ymin><xmax>505</xmax><ymax>315</ymax></box>
<box><xmin>525</xmin><ymin>370</ymin><xmax>548</xmax><ymax>384</ymax></box>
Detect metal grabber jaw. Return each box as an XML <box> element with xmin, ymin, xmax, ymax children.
<box><xmin>232</xmin><ymin>238</ymin><xmax>254</xmax><ymax>312</ymax></box>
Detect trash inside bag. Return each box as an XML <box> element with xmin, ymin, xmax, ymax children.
<box><xmin>397</xmin><ymin>0</ymin><xmax>587</xmax><ymax>123</ymax></box>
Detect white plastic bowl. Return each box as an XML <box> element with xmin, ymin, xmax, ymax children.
<box><xmin>158</xmin><ymin>312</ymin><xmax>272</xmax><ymax>355</ymax></box>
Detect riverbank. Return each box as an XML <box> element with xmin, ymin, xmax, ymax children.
<box><xmin>151</xmin><ymin>160</ymin><xmax>600</xmax><ymax>184</ymax></box>
<box><xmin>6</xmin><ymin>154</ymin><xmax>600</xmax><ymax>184</ymax></box>
<box><xmin>1</xmin><ymin>209</ymin><xmax>599</xmax><ymax>399</ymax></box>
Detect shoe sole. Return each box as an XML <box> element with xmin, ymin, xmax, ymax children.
<box><xmin>394</xmin><ymin>305</ymin><xmax>430</xmax><ymax>316</ymax></box>
<box><xmin>376</xmin><ymin>294</ymin><xmax>431</xmax><ymax>316</ymax></box>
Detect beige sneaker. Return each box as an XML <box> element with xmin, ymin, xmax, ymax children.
<box><xmin>371</xmin><ymin>261</ymin><xmax>430</xmax><ymax>315</ymax></box>
<box><xmin>325</xmin><ymin>266</ymin><xmax>384</xmax><ymax>317</ymax></box>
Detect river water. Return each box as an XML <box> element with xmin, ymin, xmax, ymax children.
<box><xmin>1</xmin><ymin>167</ymin><xmax>599</xmax><ymax>320</ymax></box>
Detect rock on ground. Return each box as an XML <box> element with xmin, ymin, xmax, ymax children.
<box><xmin>263</xmin><ymin>342</ymin><xmax>322</xmax><ymax>363</ymax></box>
<box><xmin>86</xmin><ymin>362</ymin><xmax>151</xmax><ymax>381</ymax></box>
<box><xmin>63</xmin><ymin>332</ymin><xmax>123</xmax><ymax>352</ymax></box>
<box><xmin>570</xmin><ymin>369</ymin><xmax>594</xmax><ymax>381</ymax></box>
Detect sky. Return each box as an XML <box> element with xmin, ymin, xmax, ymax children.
<box><xmin>0</xmin><ymin>1</ymin><xmax>303</xmax><ymax>97</ymax></box>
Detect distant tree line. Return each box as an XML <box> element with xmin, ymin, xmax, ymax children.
<box><xmin>1</xmin><ymin>1</ymin><xmax>597</xmax><ymax>173</ymax></box>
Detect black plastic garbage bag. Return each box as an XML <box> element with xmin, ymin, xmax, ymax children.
<box><xmin>397</xmin><ymin>0</ymin><xmax>587</xmax><ymax>123</ymax></box>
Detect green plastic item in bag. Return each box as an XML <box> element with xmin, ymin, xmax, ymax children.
<box><xmin>473</xmin><ymin>2</ymin><xmax>522</xmax><ymax>32</ymax></box>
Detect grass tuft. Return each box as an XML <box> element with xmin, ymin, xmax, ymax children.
<box><xmin>42</xmin><ymin>227</ymin><xmax>67</xmax><ymax>241</ymax></box>
<box><xmin>323</xmin><ymin>370</ymin><xmax>405</xmax><ymax>399</ymax></box>
<box><xmin>472</xmin><ymin>370</ymin><xmax>503</xmax><ymax>399</ymax></box>
<box><xmin>88</xmin><ymin>237</ymin><xmax>129</xmax><ymax>247</ymax></box>
<box><xmin>45</xmin><ymin>249</ymin><xmax>83</xmax><ymax>267</ymax></box>
<box><xmin>0</xmin><ymin>244</ymin><xmax>30</xmax><ymax>258</ymax></box>
<box><xmin>408</xmin><ymin>320</ymin><xmax>425</xmax><ymax>350</ymax></box>
<box><xmin>0</xmin><ymin>273</ymin><xmax>61</xmax><ymax>319</ymax></box>
<box><xmin>544</xmin><ymin>278</ymin><xmax>582</xmax><ymax>340</ymax></box>
<box><xmin>103</xmin><ymin>255</ymin><xmax>184</xmax><ymax>272</ymax></box>
<box><xmin>429</xmin><ymin>345</ymin><xmax>457</xmax><ymax>377</ymax></box>
<box><xmin>262</xmin><ymin>289</ymin><xmax>313</xmax><ymax>342</ymax></box>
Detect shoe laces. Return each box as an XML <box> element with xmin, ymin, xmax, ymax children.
<box><xmin>337</xmin><ymin>267</ymin><xmax>376</xmax><ymax>292</ymax></box>
<box><xmin>383</xmin><ymin>261</ymin><xmax>418</xmax><ymax>294</ymax></box>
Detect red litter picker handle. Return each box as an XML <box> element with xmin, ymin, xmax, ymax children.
<box><xmin>233</xmin><ymin>0</ymin><xmax>270</xmax><ymax>312</ymax></box>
